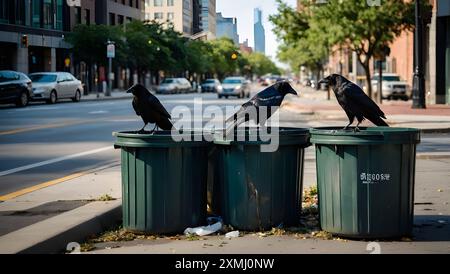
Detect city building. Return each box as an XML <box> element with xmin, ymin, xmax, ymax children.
<box><xmin>0</xmin><ymin>0</ymin><xmax>144</xmax><ymax>74</ymax></box>
<box><xmin>253</xmin><ymin>8</ymin><xmax>265</xmax><ymax>54</ymax></box>
<box><xmin>216</xmin><ymin>12</ymin><xmax>239</xmax><ymax>45</ymax></box>
<box><xmin>240</xmin><ymin>39</ymin><xmax>253</xmax><ymax>54</ymax></box>
<box><xmin>195</xmin><ymin>0</ymin><xmax>216</xmax><ymax>37</ymax></box>
<box><xmin>145</xmin><ymin>0</ymin><xmax>194</xmax><ymax>36</ymax></box>
<box><xmin>95</xmin><ymin>0</ymin><xmax>144</xmax><ymax>26</ymax></box>
<box><xmin>0</xmin><ymin>0</ymin><xmax>70</xmax><ymax>73</ymax></box>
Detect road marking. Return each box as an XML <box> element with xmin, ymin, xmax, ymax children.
<box><xmin>0</xmin><ymin>120</ymin><xmax>85</xmax><ymax>136</ymax></box>
<box><xmin>0</xmin><ymin>146</ymin><xmax>114</xmax><ymax>177</ymax></box>
<box><xmin>0</xmin><ymin>172</ymin><xmax>87</xmax><ymax>202</ymax></box>
<box><xmin>89</xmin><ymin>110</ymin><xmax>109</xmax><ymax>114</ymax></box>
<box><xmin>0</xmin><ymin>161</ymin><xmax>120</xmax><ymax>202</ymax></box>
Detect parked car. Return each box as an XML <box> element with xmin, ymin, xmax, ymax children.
<box><xmin>263</xmin><ymin>75</ymin><xmax>281</xmax><ymax>86</ymax></box>
<box><xmin>29</xmin><ymin>72</ymin><xmax>83</xmax><ymax>104</ymax></box>
<box><xmin>218</xmin><ymin>77</ymin><xmax>251</xmax><ymax>99</ymax></box>
<box><xmin>157</xmin><ymin>78</ymin><xmax>192</xmax><ymax>94</ymax></box>
<box><xmin>0</xmin><ymin>70</ymin><xmax>32</xmax><ymax>107</ymax></box>
<box><xmin>370</xmin><ymin>73</ymin><xmax>410</xmax><ymax>101</ymax></box>
<box><xmin>201</xmin><ymin>79</ymin><xmax>222</xmax><ymax>93</ymax></box>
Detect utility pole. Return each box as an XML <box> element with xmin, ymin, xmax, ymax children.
<box><xmin>412</xmin><ymin>0</ymin><xmax>426</xmax><ymax>109</ymax></box>
<box><xmin>106</xmin><ymin>40</ymin><xmax>115</xmax><ymax>97</ymax></box>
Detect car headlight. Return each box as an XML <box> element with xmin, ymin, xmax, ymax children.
<box><xmin>217</xmin><ymin>85</ymin><xmax>223</xmax><ymax>91</ymax></box>
<box><xmin>235</xmin><ymin>85</ymin><xmax>241</xmax><ymax>90</ymax></box>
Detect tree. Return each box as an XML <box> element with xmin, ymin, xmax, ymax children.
<box><xmin>311</xmin><ymin>0</ymin><xmax>429</xmax><ymax>98</ymax></box>
<box><xmin>245</xmin><ymin>52</ymin><xmax>280</xmax><ymax>77</ymax></box>
<box><xmin>67</xmin><ymin>24</ymin><xmax>126</xmax><ymax>67</ymax></box>
<box><xmin>270</xmin><ymin>0</ymin><xmax>328</xmax><ymax>81</ymax></box>
<box><xmin>208</xmin><ymin>38</ymin><xmax>240</xmax><ymax>80</ymax></box>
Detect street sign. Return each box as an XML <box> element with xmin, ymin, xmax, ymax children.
<box><xmin>107</xmin><ymin>44</ymin><xmax>115</xmax><ymax>59</ymax></box>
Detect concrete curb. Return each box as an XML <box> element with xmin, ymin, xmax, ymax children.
<box><xmin>282</xmin><ymin>104</ymin><xmax>450</xmax><ymax>134</ymax></box>
<box><xmin>0</xmin><ymin>200</ymin><xmax>121</xmax><ymax>254</ymax></box>
<box><xmin>80</xmin><ymin>95</ymin><xmax>132</xmax><ymax>103</ymax></box>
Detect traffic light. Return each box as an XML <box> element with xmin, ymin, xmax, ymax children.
<box><xmin>231</xmin><ymin>51</ymin><xmax>238</xmax><ymax>61</ymax></box>
<box><xmin>21</xmin><ymin>35</ymin><xmax>28</xmax><ymax>48</ymax></box>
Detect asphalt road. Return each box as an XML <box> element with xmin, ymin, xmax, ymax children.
<box><xmin>0</xmin><ymin>92</ymin><xmax>251</xmax><ymax>197</ymax></box>
<box><xmin>0</xmin><ymin>89</ymin><xmax>449</xmax><ymax>197</ymax></box>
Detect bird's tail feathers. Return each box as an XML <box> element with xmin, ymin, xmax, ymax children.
<box><xmin>371</xmin><ymin>116</ymin><xmax>389</xmax><ymax>127</ymax></box>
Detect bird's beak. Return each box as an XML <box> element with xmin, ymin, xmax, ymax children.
<box><xmin>126</xmin><ymin>87</ymin><xmax>134</xmax><ymax>94</ymax></box>
<box><xmin>318</xmin><ymin>78</ymin><xmax>328</xmax><ymax>85</ymax></box>
<box><xmin>289</xmin><ymin>88</ymin><xmax>298</xmax><ymax>96</ymax></box>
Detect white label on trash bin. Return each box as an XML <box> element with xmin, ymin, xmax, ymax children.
<box><xmin>360</xmin><ymin>173</ymin><xmax>391</xmax><ymax>185</ymax></box>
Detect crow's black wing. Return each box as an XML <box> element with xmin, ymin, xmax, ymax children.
<box><xmin>132</xmin><ymin>97</ymin><xmax>141</xmax><ymax>116</ymax></box>
<box><xmin>147</xmin><ymin>94</ymin><xmax>171</xmax><ymax>119</ymax></box>
<box><xmin>344</xmin><ymin>83</ymin><xmax>386</xmax><ymax>118</ymax></box>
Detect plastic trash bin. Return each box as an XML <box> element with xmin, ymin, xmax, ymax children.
<box><xmin>212</xmin><ymin>127</ymin><xmax>310</xmax><ymax>231</ymax></box>
<box><xmin>114</xmin><ymin>131</ymin><xmax>210</xmax><ymax>234</ymax></box>
<box><xmin>310</xmin><ymin>127</ymin><xmax>421</xmax><ymax>239</ymax></box>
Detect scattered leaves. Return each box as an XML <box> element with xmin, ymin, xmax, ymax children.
<box><xmin>80</xmin><ymin>243</ymin><xmax>96</xmax><ymax>252</ymax></box>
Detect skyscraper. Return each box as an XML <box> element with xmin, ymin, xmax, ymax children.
<box><xmin>216</xmin><ymin>12</ymin><xmax>239</xmax><ymax>45</ymax></box>
<box><xmin>193</xmin><ymin>0</ymin><xmax>216</xmax><ymax>39</ymax></box>
<box><xmin>254</xmin><ymin>8</ymin><xmax>265</xmax><ymax>54</ymax></box>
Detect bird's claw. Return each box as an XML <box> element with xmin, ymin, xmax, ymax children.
<box><xmin>353</xmin><ymin>127</ymin><xmax>361</xmax><ymax>132</ymax></box>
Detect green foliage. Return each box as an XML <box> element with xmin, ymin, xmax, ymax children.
<box><xmin>67</xmin><ymin>24</ymin><xmax>126</xmax><ymax>66</ymax></box>
<box><xmin>245</xmin><ymin>52</ymin><xmax>280</xmax><ymax>77</ymax></box>
<box><xmin>271</xmin><ymin>0</ymin><xmax>431</xmax><ymax>97</ymax></box>
<box><xmin>67</xmin><ymin>23</ymin><xmax>280</xmax><ymax>79</ymax></box>
<box><xmin>270</xmin><ymin>0</ymin><xmax>328</xmax><ymax>74</ymax></box>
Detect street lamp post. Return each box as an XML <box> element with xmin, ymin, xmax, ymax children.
<box><xmin>412</xmin><ymin>0</ymin><xmax>426</xmax><ymax>109</ymax></box>
<box><xmin>106</xmin><ymin>40</ymin><xmax>116</xmax><ymax>97</ymax></box>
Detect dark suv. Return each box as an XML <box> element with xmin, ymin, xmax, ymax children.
<box><xmin>0</xmin><ymin>70</ymin><xmax>32</xmax><ymax>107</ymax></box>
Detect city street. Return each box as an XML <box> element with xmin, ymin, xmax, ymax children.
<box><xmin>1</xmin><ymin>86</ymin><xmax>450</xmax><ymax>199</ymax></box>
<box><xmin>0</xmin><ymin>91</ymin><xmax>254</xmax><ymax>198</ymax></box>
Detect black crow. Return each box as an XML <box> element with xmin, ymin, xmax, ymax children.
<box><xmin>224</xmin><ymin>81</ymin><xmax>298</xmax><ymax>137</ymax></box>
<box><xmin>319</xmin><ymin>74</ymin><xmax>389</xmax><ymax>131</ymax></box>
<box><xmin>126</xmin><ymin>84</ymin><xmax>173</xmax><ymax>133</ymax></box>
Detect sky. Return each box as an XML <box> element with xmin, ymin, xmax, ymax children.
<box><xmin>216</xmin><ymin>0</ymin><xmax>297</xmax><ymax>65</ymax></box>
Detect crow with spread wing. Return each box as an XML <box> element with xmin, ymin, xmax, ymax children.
<box><xmin>224</xmin><ymin>81</ymin><xmax>298</xmax><ymax>137</ymax></box>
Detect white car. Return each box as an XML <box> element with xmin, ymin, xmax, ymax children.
<box><xmin>218</xmin><ymin>77</ymin><xmax>251</xmax><ymax>99</ymax></box>
<box><xmin>371</xmin><ymin>73</ymin><xmax>410</xmax><ymax>101</ymax></box>
<box><xmin>29</xmin><ymin>72</ymin><xmax>83</xmax><ymax>104</ymax></box>
<box><xmin>157</xmin><ymin>78</ymin><xmax>192</xmax><ymax>94</ymax></box>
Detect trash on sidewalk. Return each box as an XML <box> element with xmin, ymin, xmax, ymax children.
<box><xmin>225</xmin><ymin>231</ymin><xmax>240</xmax><ymax>238</ymax></box>
<box><xmin>184</xmin><ymin>220</ymin><xmax>223</xmax><ymax>236</ymax></box>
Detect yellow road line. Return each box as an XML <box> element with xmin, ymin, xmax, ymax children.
<box><xmin>0</xmin><ymin>121</ymin><xmax>85</xmax><ymax>136</ymax></box>
<box><xmin>0</xmin><ymin>172</ymin><xmax>87</xmax><ymax>202</ymax></box>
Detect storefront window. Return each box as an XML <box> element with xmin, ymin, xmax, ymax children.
<box><xmin>32</xmin><ymin>0</ymin><xmax>41</xmax><ymax>28</ymax></box>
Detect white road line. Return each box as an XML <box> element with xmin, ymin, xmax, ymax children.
<box><xmin>0</xmin><ymin>146</ymin><xmax>114</xmax><ymax>177</ymax></box>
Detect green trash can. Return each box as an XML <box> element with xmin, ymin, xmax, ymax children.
<box><xmin>114</xmin><ymin>131</ymin><xmax>210</xmax><ymax>234</ymax></box>
<box><xmin>212</xmin><ymin>127</ymin><xmax>310</xmax><ymax>231</ymax></box>
<box><xmin>310</xmin><ymin>127</ymin><xmax>421</xmax><ymax>239</ymax></box>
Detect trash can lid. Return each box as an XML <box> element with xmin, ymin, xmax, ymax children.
<box><xmin>309</xmin><ymin>127</ymin><xmax>421</xmax><ymax>145</ymax></box>
<box><xmin>213</xmin><ymin>127</ymin><xmax>310</xmax><ymax>146</ymax></box>
<box><xmin>113</xmin><ymin>130</ymin><xmax>212</xmax><ymax>148</ymax></box>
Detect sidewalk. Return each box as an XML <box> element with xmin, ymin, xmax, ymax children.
<box><xmin>0</xmin><ymin>147</ymin><xmax>448</xmax><ymax>254</ymax></box>
<box><xmin>281</xmin><ymin>86</ymin><xmax>450</xmax><ymax>132</ymax></box>
<box><xmin>81</xmin><ymin>90</ymin><xmax>132</xmax><ymax>102</ymax></box>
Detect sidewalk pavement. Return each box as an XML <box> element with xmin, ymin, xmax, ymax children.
<box><xmin>81</xmin><ymin>90</ymin><xmax>132</xmax><ymax>102</ymax></box>
<box><xmin>0</xmin><ymin>147</ymin><xmax>448</xmax><ymax>254</ymax></box>
<box><xmin>281</xmin><ymin>85</ymin><xmax>450</xmax><ymax>133</ymax></box>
